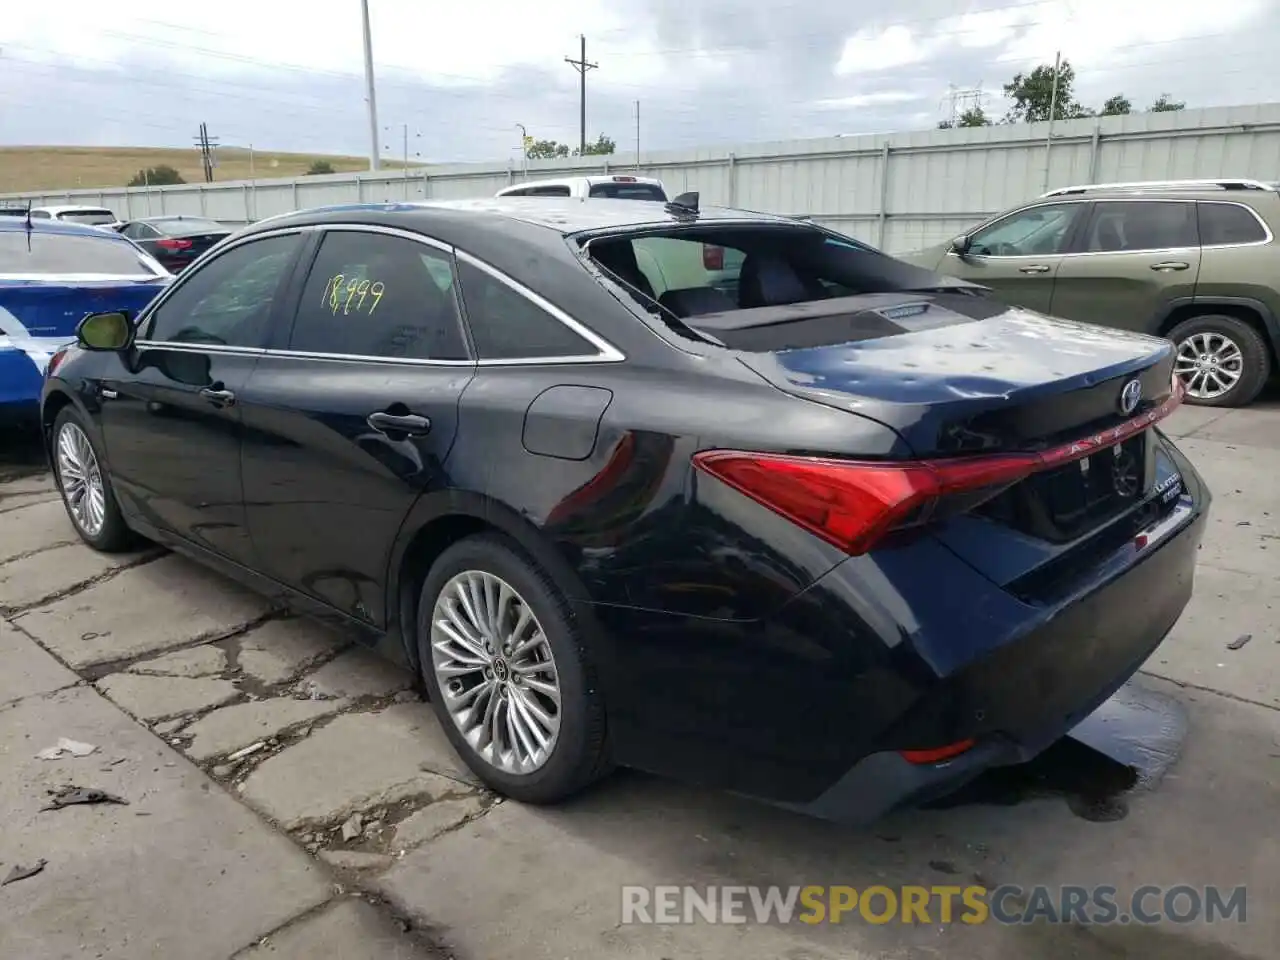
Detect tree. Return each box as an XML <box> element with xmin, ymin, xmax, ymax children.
<box><xmin>576</xmin><ymin>133</ymin><xmax>616</xmax><ymax>156</ymax></box>
<box><xmin>1002</xmin><ymin>59</ymin><xmax>1093</xmax><ymax>123</ymax></box>
<box><xmin>938</xmin><ymin>106</ymin><xmax>993</xmax><ymax>129</ymax></box>
<box><xmin>127</xmin><ymin>164</ymin><xmax>184</xmax><ymax>187</ymax></box>
<box><xmin>1150</xmin><ymin>93</ymin><xmax>1186</xmax><ymax>113</ymax></box>
<box><xmin>1100</xmin><ymin>94</ymin><xmax>1132</xmax><ymax>116</ymax></box>
<box><xmin>305</xmin><ymin>159</ymin><xmax>336</xmax><ymax>175</ymax></box>
<box><xmin>522</xmin><ymin>133</ymin><xmax>616</xmax><ymax>159</ymax></box>
<box><xmin>524</xmin><ymin>139</ymin><xmax>570</xmax><ymax>160</ymax></box>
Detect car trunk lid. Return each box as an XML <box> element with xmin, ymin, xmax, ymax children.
<box><xmin>707</xmin><ymin>292</ymin><xmax>1184</xmax><ymax>591</ymax></box>
<box><xmin>720</xmin><ymin>292</ymin><xmax>1174</xmax><ymax>457</ymax></box>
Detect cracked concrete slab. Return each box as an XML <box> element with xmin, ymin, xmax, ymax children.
<box><xmin>392</xmin><ymin>795</ymin><xmax>488</xmax><ymax>850</ymax></box>
<box><xmin>231</xmin><ymin>898</ymin><xmax>435</xmax><ymax>960</ymax></box>
<box><xmin>374</xmin><ymin>678</ymin><xmax>1280</xmax><ymax>960</ymax></box>
<box><xmin>0</xmin><ymin>499</ymin><xmax>76</xmax><ymax>563</ymax></box>
<box><xmin>0</xmin><ymin>542</ymin><xmax>139</xmax><ymax>612</ymax></box>
<box><xmin>0</xmin><ymin>619</ymin><xmax>78</xmax><ymax>706</ymax></box>
<box><xmin>128</xmin><ymin>643</ymin><xmax>229</xmax><ymax>678</ymax></box>
<box><xmin>236</xmin><ymin>617</ymin><xmax>348</xmax><ymax>685</ymax></box>
<box><xmin>300</xmin><ymin>648</ymin><xmax>413</xmax><ymax>699</ymax></box>
<box><xmin>239</xmin><ymin>705</ymin><xmax>476</xmax><ymax>829</ymax></box>
<box><xmin>0</xmin><ymin>685</ymin><xmax>330</xmax><ymax>960</ymax></box>
<box><xmin>182</xmin><ymin>696</ymin><xmax>350</xmax><ymax>762</ymax></box>
<box><xmin>97</xmin><ymin>672</ymin><xmax>242</xmax><ymax>722</ymax></box>
<box><xmin>15</xmin><ymin>554</ymin><xmax>272</xmax><ymax>668</ymax></box>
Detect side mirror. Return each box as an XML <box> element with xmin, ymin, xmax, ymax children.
<box><xmin>77</xmin><ymin>311</ymin><xmax>134</xmax><ymax>352</ymax></box>
<box><xmin>950</xmin><ymin>234</ymin><xmax>972</xmax><ymax>255</ymax></box>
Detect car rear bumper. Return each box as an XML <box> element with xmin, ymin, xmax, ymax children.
<box><xmin>779</xmin><ymin>482</ymin><xmax>1208</xmax><ymax>824</ymax></box>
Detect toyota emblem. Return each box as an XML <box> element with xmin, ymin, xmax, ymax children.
<box><xmin>1118</xmin><ymin>379</ymin><xmax>1142</xmax><ymax>417</ymax></box>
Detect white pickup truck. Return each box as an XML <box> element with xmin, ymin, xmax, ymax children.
<box><xmin>495</xmin><ymin>175</ymin><xmax>667</xmax><ymax>201</ymax></box>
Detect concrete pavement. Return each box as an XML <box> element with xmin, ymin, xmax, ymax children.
<box><xmin>2</xmin><ymin>400</ymin><xmax>1279</xmax><ymax>959</ymax></box>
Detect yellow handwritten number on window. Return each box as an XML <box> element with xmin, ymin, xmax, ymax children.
<box><xmin>321</xmin><ymin>274</ymin><xmax>385</xmax><ymax>316</ymax></box>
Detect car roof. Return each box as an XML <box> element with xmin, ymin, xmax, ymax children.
<box><xmin>499</xmin><ymin>175</ymin><xmax>664</xmax><ymax>189</ymax></box>
<box><xmin>1040</xmin><ymin>178</ymin><xmax>1280</xmax><ymax>201</ymax></box>
<box><xmin>0</xmin><ymin>216</ymin><xmax>129</xmax><ymax>238</ymax></box>
<box><xmin>249</xmin><ymin>197</ymin><xmax>794</xmax><ymax>239</ymax></box>
<box><xmin>30</xmin><ymin>204</ymin><xmax>116</xmax><ymax>214</ymax></box>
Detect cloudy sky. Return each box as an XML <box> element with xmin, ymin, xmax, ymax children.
<box><xmin>2</xmin><ymin>0</ymin><xmax>1277</xmax><ymax>164</ymax></box>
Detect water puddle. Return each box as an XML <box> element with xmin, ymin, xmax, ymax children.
<box><xmin>926</xmin><ymin>681</ymin><xmax>1187</xmax><ymax>821</ymax></box>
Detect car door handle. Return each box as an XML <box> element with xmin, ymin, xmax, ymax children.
<box><xmin>367</xmin><ymin>411</ymin><xmax>432</xmax><ymax>436</ymax></box>
<box><xmin>1018</xmin><ymin>264</ymin><xmax>1052</xmax><ymax>274</ymax></box>
<box><xmin>199</xmin><ymin>387</ymin><xmax>236</xmax><ymax>407</ymax></box>
<box><xmin>1150</xmin><ymin>261</ymin><xmax>1190</xmax><ymax>271</ymax></box>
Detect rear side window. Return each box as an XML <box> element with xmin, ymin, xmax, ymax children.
<box><xmin>155</xmin><ymin>218</ymin><xmax>225</xmax><ymax>235</ymax></box>
<box><xmin>1198</xmin><ymin>202</ymin><xmax>1268</xmax><ymax>246</ymax></box>
<box><xmin>0</xmin><ymin>231</ymin><xmax>160</xmax><ymax>276</ymax></box>
<box><xmin>588</xmin><ymin>182</ymin><xmax>666</xmax><ymax>201</ymax></box>
<box><xmin>57</xmin><ymin>209</ymin><xmax>117</xmax><ymax>225</ymax></box>
<box><xmin>1084</xmin><ymin>201</ymin><xmax>1197</xmax><ymax>252</ymax></box>
<box><xmin>290</xmin><ymin>231</ymin><xmax>468</xmax><ymax>361</ymax></box>
<box><xmin>455</xmin><ymin>258</ymin><xmax>597</xmax><ymax>360</ymax></box>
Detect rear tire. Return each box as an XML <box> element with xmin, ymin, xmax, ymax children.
<box><xmin>416</xmin><ymin>533</ymin><xmax>612</xmax><ymax>804</ymax></box>
<box><xmin>50</xmin><ymin>407</ymin><xmax>137</xmax><ymax>553</ymax></box>
<box><xmin>1168</xmin><ymin>314</ymin><xmax>1270</xmax><ymax>408</ymax></box>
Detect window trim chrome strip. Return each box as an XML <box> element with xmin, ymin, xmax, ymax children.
<box><xmin>132</xmin><ymin>221</ymin><xmax>627</xmax><ymax>367</ymax></box>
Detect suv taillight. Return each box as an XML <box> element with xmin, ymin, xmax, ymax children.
<box><xmin>702</xmin><ymin>245</ymin><xmax>725</xmax><ymax>270</ymax></box>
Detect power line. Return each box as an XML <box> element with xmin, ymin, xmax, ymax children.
<box><xmin>564</xmin><ymin>34</ymin><xmax>599</xmax><ymax>155</ymax></box>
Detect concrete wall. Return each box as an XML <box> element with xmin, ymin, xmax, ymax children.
<box><xmin>7</xmin><ymin>102</ymin><xmax>1280</xmax><ymax>254</ymax></box>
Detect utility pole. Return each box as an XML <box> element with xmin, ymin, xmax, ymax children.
<box><xmin>564</xmin><ymin>34</ymin><xmax>598</xmax><ymax>155</ymax></box>
<box><xmin>361</xmin><ymin>0</ymin><xmax>381</xmax><ymax>171</ymax></box>
<box><xmin>515</xmin><ymin>123</ymin><xmax>528</xmax><ymax>178</ymax></box>
<box><xmin>1043</xmin><ymin>49</ymin><xmax>1062</xmax><ymax>192</ymax></box>
<box><xmin>634</xmin><ymin>100</ymin><xmax>640</xmax><ymax>171</ymax></box>
<box><xmin>383</xmin><ymin>123</ymin><xmax>422</xmax><ymax>199</ymax></box>
<box><xmin>193</xmin><ymin>123</ymin><xmax>218</xmax><ymax>183</ymax></box>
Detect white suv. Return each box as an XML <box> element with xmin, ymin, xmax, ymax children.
<box><xmin>495</xmin><ymin>176</ymin><xmax>667</xmax><ymax>201</ymax></box>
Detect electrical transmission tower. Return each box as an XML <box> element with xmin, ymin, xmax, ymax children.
<box><xmin>942</xmin><ymin>84</ymin><xmax>987</xmax><ymax>126</ymax></box>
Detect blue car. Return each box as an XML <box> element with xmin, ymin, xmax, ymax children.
<box><xmin>1</xmin><ymin>216</ymin><xmax>171</xmax><ymax>423</ymax></box>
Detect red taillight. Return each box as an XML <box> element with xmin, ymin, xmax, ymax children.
<box><xmin>702</xmin><ymin>244</ymin><xmax>725</xmax><ymax>270</ymax></box>
<box><xmin>900</xmin><ymin>739</ymin><xmax>977</xmax><ymax>764</ymax></box>
<box><xmin>692</xmin><ymin>383</ymin><xmax>1184</xmax><ymax>556</ymax></box>
<box><xmin>46</xmin><ymin>348</ymin><xmax>69</xmax><ymax>377</ymax></box>
<box><xmin>156</xmin><ymin>237</ymin><xmax>193</xmax><ymax>251</ymax></box>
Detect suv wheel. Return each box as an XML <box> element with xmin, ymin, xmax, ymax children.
<box><xmin>416</xmin><ymin>533</ymin><xmax>611</xmax><ymax>804</ymax></box>
<box><xmin>1168</xmin><ymin>314</ymin><xmax>1270</xmax><ymax>408</ymax></box>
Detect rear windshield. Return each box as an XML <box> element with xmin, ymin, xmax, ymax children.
<box><xmin>0</xmin><ymin>231</ymin><xmax>162</xmax><ymax>276</ymax></box>
<box><xmin>153</xmin><ymin>217</ymin><xmax>227</xmax><ymax>235</ymax></box>
<box><xmin>55</xmin><ymin>209</ymin><xmax>117</xmax><ymax>225</ymax></box>
<box><xmin>588</xmin><ymin>182</ymin><xmax>667</xmax><ymax>201</ymax></box>
<box><xmin>584</xmin><ymin>225</ymin><xmax>971</xmax><ymax>349</ymax></box>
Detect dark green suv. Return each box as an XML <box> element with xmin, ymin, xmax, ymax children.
<box><xmin>902</xmin><ymin>178</ymin><xmax>1280</xmax><ymax>407</ymax></box>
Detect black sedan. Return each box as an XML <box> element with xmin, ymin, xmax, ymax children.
<box><xmin>39</xmin><ymin>196</ymin><xmax>1208</xmax><ymax>822</ymax></box>
<box><xmin>113</xmin><ymin>216</ymin><xmax>233</xmax><ymax>273</ymax></box>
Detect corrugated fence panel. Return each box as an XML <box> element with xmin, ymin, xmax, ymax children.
<box><xmin>7</xmin><ymin>102</ymin><xmax>1280</xmax><ymax>252</ymax></box>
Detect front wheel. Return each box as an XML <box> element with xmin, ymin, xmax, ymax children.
<box><xmin>51</xmin><ymin>407</ymin><xmax>137</xmax><ymax>552</ymax></box>
<box><xmin>1169</xmin><ymin>314</ymin><xmax>1271</xmax><ymax>408</ymax></box>
<box><xmin>416</xmin><ymin>533</ymin><xmax>611</xmax><ymax>804</ymax></box>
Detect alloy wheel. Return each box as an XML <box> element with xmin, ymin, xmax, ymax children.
<box><xmin>56</xmin><ymin>422</ymin><xmax>107</xmax><ymax>537</ymax></box>
<box><xmin>430</xmin><ymin>570</ymin><xmax>562</xmax><ymax>775</ymax></box>
<box><xmin>1174</xmin><ymin>332</ymin><xmax>1244</xmax><ymax>401</ymax></box>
